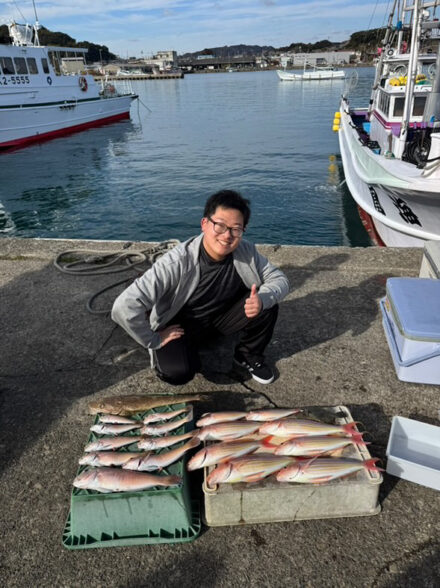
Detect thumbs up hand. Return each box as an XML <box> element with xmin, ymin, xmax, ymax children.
<box><xmin>244</xmin><ymin>284</ymin><xmax>262</xmax><ymax>318</ymax></box>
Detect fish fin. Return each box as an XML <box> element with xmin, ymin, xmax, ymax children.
<box><xmin>364</xmin><ymin>458</ymin><xmax>384</xmax><ymax>472</ymax></box>
<box><xmin>308</xmin><ymin>476</ymin><xmax>333</xmax><ymax>484</ymax></box>
<box><xmin>326</xmin><ymin>448</ymin><xmax>345</xmax><ymax>457</ymax></box>
<box><xmin>262</xmin><ymin>436</ymin><xmax>278</xmax><ymax>449</ymax></box>
<box><xmin>350</xmin><ymin>432</ymin><xmax>370</xmax><ymax>446</ymax></box>
<box><xmin>342</xmin><ymin>422</ymin><xmax>362</xmax><ymax>436</ymax></box>
<box><xmin>243</xmin><ymin>472</ymin><xmax>267</xmax><ymax>483</ymax></box>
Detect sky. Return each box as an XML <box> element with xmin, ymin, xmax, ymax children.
<box><xmin>0</xmin><ymin>1</ymin><xmax>393</xmax><ymax>57</ymax></box>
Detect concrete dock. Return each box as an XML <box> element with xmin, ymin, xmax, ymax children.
<box><xmin>1</xmin><ymin>238</ymin><xmax>439</xmax><ymax>587</ymax></box>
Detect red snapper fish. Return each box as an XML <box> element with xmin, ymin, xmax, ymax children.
<box><xmin>187</xmin><ymin>439</ymin><xmax>264</xmax><ymax>471</ymax></box>
<box><xmin>196</xmin><ymin>411</ymin><xmax>248</xmax><ymax>427</ymax></box>
<box><xmin>276</xmin><ymin>457</ymin><xmax>383</xmax><ymax>484</ymax></box>
<box><xmin>273</xmin><ymin>433</ymin><xmax>368</xmax><ymax>457</ymax></box>
<box><xmin>90</xmin><ymin>423</ymin><xmax>141</xmax><ymax>435</ymax></box>
<box><xmin>73</xmin><ymin>467</ymin><xmax>182</xmax><ymax>493</ymax></box>
<box><xmin>206</xmin><ymin>454</ymin><xmax>294</xmax><ymax>488</ymax></box>
<box><xmin>245</xmin><ymin>408</ymin><xmax>303</xmax><ymax>422</ymax></box>
<box><xmin>197</xmin><ymin>421</ymin><xmax>260</xmax><ymax>441</ymax></box>
<box><xmin>123</xmin><ymin>437</ymin><xmax>200</xmax><ymax>471</ymax></box>
<box><xmin>137</xmin><ymin>431</ymin><xmax>196</xmax><ymax>450</ymax></box>
<box><xmin>79</xmin><ymin>451</ymin><xmax>148</xmax><ymax>467</ymax></box>
<box><xmin>259</xmin><ymin>419</ymin><xmax>361</xmax><ymax>438</ymax></box>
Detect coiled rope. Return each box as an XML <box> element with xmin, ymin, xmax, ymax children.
<box><xmin>54</xmin><ymin>240</ymin><xmax>179</xmax><ymax>314</ymax></box>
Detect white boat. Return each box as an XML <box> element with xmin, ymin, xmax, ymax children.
<box><xmin>338</xmin><ymin>0</ymin><xmax>440</xmax><ymax>247</ymax></box>
<box><xmin>277</xmin><ymin>62</ymin><xmax>345</xmax><ymax>81</ymax></box>
<box><xmin>0</xmin><ymin>21</ymin><xmax>137</xmax><ymax>150</ymax></box>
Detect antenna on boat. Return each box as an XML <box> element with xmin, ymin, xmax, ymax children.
<box><xmin>31</xmin><ymin>0</ymin><xmax>41</xmax><ymax>45</ymax></box>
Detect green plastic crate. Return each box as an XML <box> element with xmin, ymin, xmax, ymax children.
<box><xmin>63</xmin><ymin>403</ymin><xmax>201</xmax><ymax>549</ymax></box>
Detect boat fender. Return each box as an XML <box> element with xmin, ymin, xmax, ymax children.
<box><xmin>79</xmin><ymin>76</ymin><xmax>88</xmax><ymax>92</ymax></box>
<box><xmin>47</xmin><ymin>76</ymin><xmax>52</xmax><ymax>85</ymax></box>
<box><xmin>389</xmin><ymin>77</ymin><xmax>400</xmax><ymax>86</ymax></box>
<box><xmin>332</xmin><ymin>111</ymin><xmax>341</xmax><ymax>132</ymax></box>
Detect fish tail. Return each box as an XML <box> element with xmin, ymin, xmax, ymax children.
<box><xmin>342</xmin><ymin>422</ymin><xmax>361</xmax><ymax>435</ymax></box>
<box><xmin>261</xmin><ymin>436</ymin><xmax>278</xmax><ymax>448</ymax></box>
<box><xmin>351</xmin><ymin>432</ymin><xmax>370</xmax><ymax>446</ymax></box>
<box><xmin>364</xmin><ymin>458</ymin><xmax>384</xmax><ymax>472</ymax></box>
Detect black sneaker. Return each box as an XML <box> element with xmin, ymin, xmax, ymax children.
<box><xmin>233</xmin><ymin>354</ymin><xmax>275</xmax><ymax>385</ymax></box>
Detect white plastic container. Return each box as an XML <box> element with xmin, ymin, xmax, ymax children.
<box><xmin>386</xmin><ymin>416</ymin><xmax>440</xmax><ymax>491</ymax></box>
<box><xmin>203</xmin><ymin>406</ymin><xmax>382</xmax><ymax>526</ymax></box>
<box><xmin>380</xmin><ymin>278</ymin><xmax>440</xmax><ymax>385</ymax></box>
<box><xmin>419</xmin><ymin>240</ymin><xmax>440</xmax><ymax>279</ymax></box>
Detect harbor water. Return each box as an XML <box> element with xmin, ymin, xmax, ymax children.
<box><xmin>0</xmin><ymin>67</ymin><xmax>375</xmax><ymax>246</ymax></box>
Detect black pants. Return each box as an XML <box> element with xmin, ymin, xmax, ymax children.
<box><xmin>153</xmin><ymin>293</ymin><xmax>279</xmax><ymax>385</ymax></box>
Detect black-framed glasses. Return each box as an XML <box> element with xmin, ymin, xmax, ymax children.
<box><xmin>208</xmin><ymin>217</ymin><xmax>244</xmax><ymax>238</ymax></box>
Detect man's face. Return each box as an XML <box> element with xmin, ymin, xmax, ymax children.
<box><xmin>201</xmin><ymin>206</ymin><xmax>244</xmax><ymax>261</ymax></box>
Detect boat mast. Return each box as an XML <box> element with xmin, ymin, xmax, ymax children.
<box><xmin>368</xmin><ymin>0</ymin><xmax>399</xmax><ymax>115</ymax></box>
<box><xmin>395</xmin><ymin>0</ymin><xmax>423</xmax><ymax>159</ymax></box>
<box><xmin>31</xmin><ymin>0</ymin><xmax>40</xmax><ymax>46</ymax></box>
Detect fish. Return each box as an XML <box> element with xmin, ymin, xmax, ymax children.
<box><xmin>137</xmin><ymin>431</ymin><xmax>197</xmax><ymax>450</ymax></box>
<box><xmin>98</xmin><ymin>414</ymin><xmax>137</xmax><ymax>424</ymax></box>
<box><xmin>272</xmin><ymin>433</ymin><xmax>368</xmax><ymax>457</ymax></box>
<box><xmin>187</xmin><ymin>439</ymin><xmax>264</xmax><ymax>471</ymax></box>
<box><xmin>140</xmin><ymin>407</ymin><xmax>193</xmax><ymax>436</ymax></box>
<box><xmin>73</xmin><ymin>467</ymin><xmax>182</xmax><ymax>493</ymax></box>
<box><xmin>90</xmin><ymin>423</ymin><xmax>141</xmax><ymax>435</ymax></box>
<box><xmin>123</xmin><ymin>437</ymin><xmax>200</xmax><ymax>471</ymax></box>
<box><xmin>197</xmin><ymin>421</ymin><xmax>260</xmax><ymax>441</ymax></box>
<box><xmin>259</xmin><ymin>419</ymin><xmax>361</xmax><ymax>438</ymax></box>
<box><xmin>196</xmin><ymin>411</ymin><xmax>248</xmax><ymax>427</ymax></box>
<box><xmin>245</xmin><ymin>408</ymin><xmax>303</xmax><ymax>422</ymax></box>
<box><xmin>88</xmin><ymin>394</ymin><xmax>203</xmax><ymax>416</ymax></box>
<box><xmin>206</xmin><ymin>454</ymin><xmax>294</xmax><ymax>488</ymax></box>
<box><xmin>84</xmin><ymin>436</ymin><xmax>142</xmax><ymax>452</ymax></box>
<box><xmin>79</xmin><ymin>451</ymin><xmax>148</xmax><ymax>467</ymax></box>
<box><xmin>143</xmin><ymin>406</ymin><xmax>190</xmax><ymax>424</ymax></box>
<box><xmin>276</xmin><ymin>457</ymin><xmax>383</xmax><ymax>484</ymax></box>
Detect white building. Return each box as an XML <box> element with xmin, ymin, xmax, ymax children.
<box><xmin>142</xmin><ymin>50</ymin><xmax>178</xmax><ymax>71</ymax></box>
<box><xmin>280</xmin><ymin>51</ymin><xmax>359</xmax><ymax>67</ymax></box>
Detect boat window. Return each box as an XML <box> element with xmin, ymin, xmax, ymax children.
<box><xmin>13</xmin><ymin>57</ymin><xmax>28</xmax><ymax>75</ymax></box>
<box><xmin>41</xmin><ymin>58</ymin><xmax>50</xmax><ymax>74</ymax></box>
<box><xmin>26</xmin><ymin>57</ymin><xmax>38</xmax><ymax>74</ymax></box>
<box><xmin>412</xmin><ymin>96</ymin><xmax>426</xmax><ymax>116</ymax></box>
<box><xmin>48</xmin><ymin>51</ymin><xmax>61</xmax><ymax>75</ymax></box>
<box><xmin>0</xmin><ymin>57</ymin><xmax>15</xmax><ymax>75</ymax></box>
<box><xmin>377</xmin><ymin>90</ymin><xmax>390</xmax><ymax>116</ymax></box>
<box><xmin>394</xmin><ymin>97</ymin><xmax>405</xmax><ymax>117</ymax></box>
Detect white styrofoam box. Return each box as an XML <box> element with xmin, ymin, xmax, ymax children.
<box><xmin>382</xmin><ymin>297</ymin><xmax>440</xmax><ymax>363</ymax></box>
<box><xmin>381</xmin><ymin>301</ymin><xmax>440</xmax><ymax>385</ymax></box>
<box><xmin>386</xmin><ymin>416</ymin><xmax>440</xmax><ymax>491</ymax></box>
<box><xmin>419</xmin><ymin>240</ymin><xmax>440</xmax><ymax>279</ymax></box>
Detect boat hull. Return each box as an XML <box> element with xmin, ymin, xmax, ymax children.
<box><xmin>277</xmin><ymin>69</ymin><xmax>345</xmax><ymax>81</ymax></box>
<box><xmin>0</xmin><ymin>95</ymin><xmax>135</xmax><ymax>149</ymax></box>
<box><xmin>338</xmin><ymin>103</ymin><xmax>440</xmax><ymax>247</ymax></box>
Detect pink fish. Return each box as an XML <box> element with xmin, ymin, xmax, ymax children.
<box><xmin>245</xmin><ymin>408</ymin><xmax>303</xmax><ymax>422</ymax></box>
<box><xmin>187</xmin><ymin>439</ymin><xmax>264</xmax><ymax>471</ymax></box>
<box><xmin>123</xmin><ymin>437</ymin><xmax>200</xmax><ymax>471</ymax></box>
<box><xmin>84</xmin><ymin>436</ymin><xmax>141</xmax><ymax>452</ymax></box>
<box><xmin>196</xmin><ymin>411</ymin><xmax>248</xmax><ymax>427</ymax></box>
<box><xmin>98</xmin><ymin>414</ymin><xmax>137</xmax><ymax>424</ymax></box>
<box><xmin>272</xmin><ymin>433</ymin><xmax>368</xmax><ymax>457</ymax></box>
<box><xmin>73</xmin><ymin>467</ymin><xmax>182</xmax><ymax>493</ymax></box>
<box><xmin>143</xmin><ymin>406</ymin><xmax>190</xmax><ymax>424</ymax></box>
<box><xmin>206</xmin><ymin>454</ymin><xmax>294</xmax><ymax>488</ymax></box>
<box><xmin>90</xmin><ymin>423</ymin><xmax>141</xmax><ymax>435</ymax></box>
<box><xmin>79</xmin><ymin>452</ymin><xmax>148</xmax><ymax>467</ymax></box>
<box><xmin>137</xmin><ymin>431</ymin><xmax>196</xmax><ymax>450</ymax></box>
<box><xmin>259</xmin><ymin>419</ymin><xmax>361</xmax><ymax>438</ymax></box>
<box><xmin>276</xmin><ymin>457</ymin><xmax>383</xmax><ymax>484</ymax></box>
<box><xmin>197</xmin><ymin>421</ymin><xmax>260</xmax><ymax>441</ymax></box>
<box><xmin>140</xmin><ymin>407</ymin><xmax>193</xmax><ymax>436</ymax></box>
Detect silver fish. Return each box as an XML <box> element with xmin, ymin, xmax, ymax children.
<box><xmin>273</xmin><ymin>433</ymin><xmax>368</xmax><ymax>457</ymax></box>
<box><xmin>123</xmin><ymin>437</ymin><xmax>200</xmax><ymax>471</ymax></box>
<box><xmin>206</xmin><ymin>454</ymin><xmax>293</xmax><ymax>488</ymax></box>
<box><xmin>245</xmin><ymin>408</ymin><xmax>302</xmax><ymax>422</ymax></box>
<box><xmin>98</xmin><ymin>414</ymin><xmax>137</xmax><ymax>424</ymax></box>
<box><xmin>276</xmin><ymin>457</ymin><xmax>382</xmax><ymax>484</ymax></box>
<box><xmin>196</xmin><ymin>411</ymin><xmax>248</xmax><ymax>427</ymax></box>
<box><xmin>187</xmin><ymin>439</ymin><xmax>263</xmax><ymax>471</ymax></box>
<box><xmin>143</xmin><ymin>406</ymin><xmax>190</xmax><ymax>424</ymax></box>
<box><xmin>140</xmin><ymin>407</ymin><xmax>193</xmax><ymax>436</ymax></box>
<box><xmin>84</xmin><ymin>436</ymin><xmax>142</xmax><ymax>452</ymax></box>
<box><xmin>137</xmin><ymin>431</ymin><xmax>196</xmax><ymax>450</ymax></box>
<box><xmin>197</xmin><ymin>421</ymin><xmax>260</xmax><ymax>441</ymax></box>
<box><xmin>90</xmin><ymin>423</ymin><xmax>141</xmax><ymax>435</ymax></box>
<box><xmin>79</xmin><ymin>452</ymin><xmax>148</xmax><ymax>467</ymax></box>
<box><xmin>73</xmin><ymin>467</ymin><xmax>182</xmax><ymax>493</ymax></box>
<box><xmin>259</xmin><ymin>419</ymin><xmax>360</xmax><ymax>438</ymax></box>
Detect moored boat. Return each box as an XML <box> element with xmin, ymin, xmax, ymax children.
<box><xmin>337</xmin><ymin>0</ymin><xmax>440</xmax><ymax>247</ymax></box>
<box><xmin>277</xmin><ymin>62</ymin><xmax>345</xmax><ymax>81</ymax></box>
<box><xmin>0</xmin><ymin>21</ymin><xmax>137</xmax><ymax>150</ymax></box>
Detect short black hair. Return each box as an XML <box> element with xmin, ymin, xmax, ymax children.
<box><xmin>203</xmin><ymin>190</ymin><xmax>251</xmax><ymax>227</ymax></box>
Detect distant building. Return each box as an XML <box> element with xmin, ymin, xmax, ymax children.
<box><xmin>280</xmin><ymin>50</ymin><xmax>359</xmax><ymax>66</ymax></box>
<box><xmin>141</xmin><ymin>50</ymin><xmax>178</xmax><ymax>71</ymax></box>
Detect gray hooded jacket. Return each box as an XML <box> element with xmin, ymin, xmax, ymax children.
<box><xmin>111</xmin><ymin>233</ymin><xmax>289</xmax><ymax>350</ymax></box>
